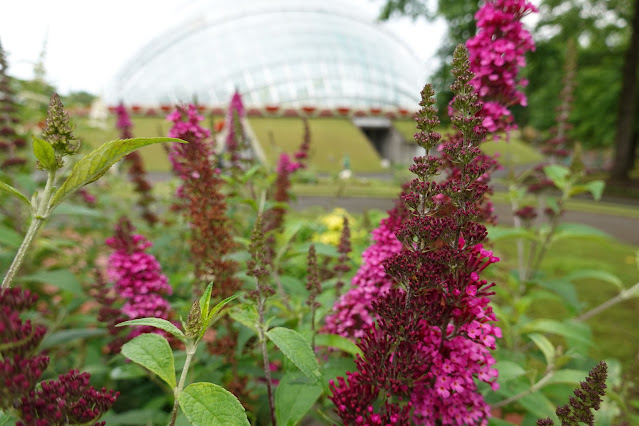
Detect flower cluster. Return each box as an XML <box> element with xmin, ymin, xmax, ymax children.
<box><xmin>0</xmin><ymin>288</ymin><xmax>118</xmax><ymax>425</ymax></box>
<box><xmin>329</xmin><ymin>46</ymin><xmax>501</xmax><ymax>424</ymax></box>
<box><xmin>106</xmin><ymin>217</ymin><xmax>172</xmax><ymax>338</ymax></box>
<box><xmin>324</xmin><ymin>202</ymin><xmax>406</xmax><ymax>339</ymax></box>
<box><xmin>167</xmin><ymin>104</ymin><xmax>240</xmax><ymax>298</ymax></box>
<box><xmin>41</xmin><ymin>93</ymin><xmax>79</xmax><ymax>166</ymax></box>
<box><xmin>466</xmin><ymin>0</ymin><xmax>537</xmax><ymax>134</ymax></box>
<box><xmin>0</xmin><ymin>41</ymin><xmax>27</xmax><ymax>171</ymax></box>
<box><xmin>537</xmin><ymin>361</ymin><xmax>608</xmax><ymax>425</ymax></box>
<box><xmin>115</xmin><ymin>102</ymin><xmax>157</xmax><ymax>226</ymax></box>
<box><xmin>224</xmin><ymin>90</ymin><xmax>253</xmax><ymax>172</ymax></box>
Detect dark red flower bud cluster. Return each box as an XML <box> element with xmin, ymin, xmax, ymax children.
<box><xmin>329</xmin><ymin>46</ymin><xmax>501</xmax><ymax>425</ymax></box>
<box><xmin>0</xmin><ymin>288</ymin><xmax>118</xmax><ymax>424</ymax></box>
<box><xmin>115</xmin><ymin>102</ymin><xmax>158</xmax><ymax>226</ymax></box>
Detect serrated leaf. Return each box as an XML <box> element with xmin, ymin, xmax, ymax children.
<box><xmin>117</xmin><ymin>318</ymin><xmax>186</xmax><ymax>342</ymax></box>
<box><xmin>229</xmin><ymin>302</ymin><xmax>259</xmax><ymax>334</ymax></box>
<box><xmin>528</xmin><ymin>333</ymin><xmax>555</xmax><ymax>365</ymax></box>
<box><xmin>267</xmin><ymin>327</ymin><xmax>321</xmax><ymax>384</ymax></box>
<box><xmin>314</xmin><ymin>333</ymin><xmax>362</xmax><ymax>357</ymax></box>
<box><xmin>40</xmin><ymin>328</ymin><xmax>106</xmax><ymax>350</ymax></box>
<box><xmin>121</xmin><ymin>333</ymin><xmax>176</xmax><ymax>388</ymax></box>
<box><xmin>32</xmin><ymin>136</ymin><xmax>57</xmax><ymax>171</ymax></box>
<box><xmin>0</xmin><ymin>180</ymin><xmax>31</xmax><ymax>207</ymax></box>
<box><xmin>50</xmin><ymin>137</ymin><xmax>184</xmax><ymax>208</ymax></box>
<box><xmin>275</xmin><ymin>373</ymin><xmax>323</xmax><ymax>426</ymax></box>
<box><xmin>179</xmin><ymin>382</ymin><xmax>249</xmax><ymax>425</ymax></box>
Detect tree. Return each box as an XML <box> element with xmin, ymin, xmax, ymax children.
<box><xmin>611</xmin><ymin>0</ymin><xmax>639</xmax><ymax>180</ymax></box>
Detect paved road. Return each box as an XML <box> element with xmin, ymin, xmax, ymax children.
<box><xmin>292</xmin><ymin>196</ymin><xmax>639</xmax><ymax>246</ymax></box>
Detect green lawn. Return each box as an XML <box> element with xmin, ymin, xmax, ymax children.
<box><xmin>74</xmin><ymin>115</ymin><xmax>385</xmax><ymax>173</ymax></box>
<box><xmin>248</xmin><ymin>117</ymin><xmax>384</xmax><ymax>173</ymax></box>
<box><xmin>393</xmin><ymin>120</ymin><xmax>544</xmax><ymax>166</ymax></box>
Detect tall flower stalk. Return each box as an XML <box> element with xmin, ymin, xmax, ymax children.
<box><xmin>466</xmin><ymin>0</ymin><xmax>537</xmax><ymax>135</ymax></box>
<box><xmin>329</xmin><ymin>46</ymin><xmax>501</xmax><ymax>425</ymax></box>
<box><xmin>167</xmin><ymin>105</ymin><xmax>240</xmax><ymax>298</ymax></box>
<box><xmin>115</xmin><ymin>103</ymin><xmax>158</xmax><ymax>226</ymax></box>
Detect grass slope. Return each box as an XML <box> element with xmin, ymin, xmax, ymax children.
<box><xmin>248</xmin><ymin>117</ymin><xmax>384</xmax><ymax>173</ymax></box>
<box><xmin>393</xmin><ymin>119</ymin><xmax>543</xmax><ymax>166</ymax></box>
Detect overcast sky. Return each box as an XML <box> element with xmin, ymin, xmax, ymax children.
<box><xmin>0</xmin><ymin>0</ymin><xmax>449</xmax><ymax>97</ymax></box>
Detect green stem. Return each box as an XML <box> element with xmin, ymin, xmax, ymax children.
<box><xmin>576</xmin><ymin>281</ymin><xmax>639</xmax><ymax>322</ymax></box>
<box><xmin>257</xmin><ymin>297</ymin><xmax>277</xmax><ymax>426</ymax></box>
<box><xmin>168</xmin><ymin>342</ymin><xmax>197</xmax><ymax>426</ymax></box>
<box><xmin>2</xmin><ymin>171</ymin><xmax>56</xmax><ymax>289</ymax></box>
<box><xmin>493</xmin><ymin>363</ymin><xmax>555</xmax><ymax>408</ymax></box>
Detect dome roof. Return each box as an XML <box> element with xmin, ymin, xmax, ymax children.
<box><xmin>107</xmin><ymin>0</ymin><xmax>426</xmax><ymax>108</ymax></box>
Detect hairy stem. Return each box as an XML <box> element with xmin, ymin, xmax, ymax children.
<box><xmin>2</xmin><ymin>171</ymin><xmax>56</xmax><ymax>289</ymax></box>
<box><xmin>168</xmin><ymin>342</ymin><xmax>197</xmax><ymax>426</ymax></box>
<box><xmin>257</xmin><ymin>297</ymin><xmax>277</xmax><ymax>426</ymax></box>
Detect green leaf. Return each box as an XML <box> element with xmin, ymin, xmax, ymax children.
<box><xmin>32</xmin><ymin>136</ymin><xmax>57</xmax><ymax>171</ymax></box>
<box><xmin>179</xmin><ymin>382</ymin><xmax>250</xmax><ymax>425</ymax></box>
<box><xmin>494</xmin><ymin>360</ymin><xmax>527</xmax><ymax>384</ymax></box>
<box><xmin>205</xmin><ymin>292</ymin><xmax>243</xmax><ymax>326</ymax></box>
<box><xmin>50</xmin><ymin>137</ymin><xmax>184</xmax><ymax>208</ymax></box>
<box><xmin>584</xmin><ymin>180</ymin><xmax>605</xmax><ymax>201</ymax></box>
<box><xmin>485</xmin><ymin>225</ymin><xmax>537</xmax><ymax>242</ymax></box>
<box><xmin>313</xmin><ymin>333</ymin><xmax>362</xmax><ymax>357</ymax></box>
<box><xmin>533</xmin><ymin>278</ymin><xmax>582</xmax><ymax>312</ymax></box>
<box><xmin>40</xmin><ymin>328</ymin><xmax>106</xmax><ymax>350</ymax></box>
<box><xmin>543</xmin><ymin>164</ymin><xmax>569</xmax><ymax>189</ymax></box>
<box><xmin>109</xmin><ymin>363</ymin><xmax>148</xmax><ymax>380</ymax></box>
<box><xmin>546</xmin><ymin>369</ymin><xmax>590</xmax><ymax>385</ymax></box>
<box><xmin>121</xmin><ymin>333</ymin><xmax>176</xmax><ymax>388</ymax></box>
<box><xmin>18</xmin><ymin>269</ymin><xmax>83</xmax><ymax>295</ymax></box>
<box><xmin>0</xmin><ymin>223</ymin><xmax>23</xmax><ymax>248</ymax></box>
<box><xmin>199</xmin><ymin>283</ymin><xmax>214</xmax><ymax>323</ymax></box>
<box><xmin>0</xmin><ymin>180</ymin><xmax>31</xmax><ymax>207</ymax></box>
<box><xmin>527</xmin><ymin>333</ymin><xmax>555</xmax><ymax>365</ymax></box>
<box><xmin>117</xmin><ymin>318</ymin><xmax>186</xmax><ymax>342</ymax></box>
<box><xmin>267</xmin><ymin>327</ymin><xmax>322</xmax><ymax>384</ymax></box>
<box><xmin>553</xmin><ymin>223</ymin><xmax>611</xmax><ymax>242</ymax></box>
<box><xmin>564</xmin><ymin>270</ymin><xmax>624</xmax><ymax>291</ymax></box>
<box><xmin>488</xmin><ymin>419</ymin><xmax>518</xmax><ymax>426</ymax></box>
<box><xmin>229</xmin><ymin>302</ymin><xmax>259</xmax><ymax>334</ymax></box>
<box><xmin>275</xmin><ymin>373</ymin><xmax>323</xmax><ymax>426</ymax></box>
<box><xmin>520</xmin><ymin>319</ymin><xmax>592</xmax><ymax>348</ymax></box>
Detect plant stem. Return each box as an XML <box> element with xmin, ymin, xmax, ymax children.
<box><xmin>576</xmin><ymin>281</ymin><xmax>639</xmax><ymax>322</ymax></box>
<box><xmin>2</xmin><ymin>171</ymin><xmax>56</xmax><ymax>289</ymax></box>
<box><xmin>493</xmin><ymin>363</ymin><xmax>555</xmax><ymax>408</ymax></box>
<box><xmin>168</xmin><ymin>342</ymin><xmax>197</xmax><ymax>426</ymax></box>
<box><xmin>257</xmin><ymin>297</ymin><xmax>277</xmax><ymax>426</ymax></box>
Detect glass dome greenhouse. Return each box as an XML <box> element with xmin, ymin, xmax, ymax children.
<box><xmin>107</xmin><ymin>0</ymin><xmax>426</xmax><ymax>108</ymax></box>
